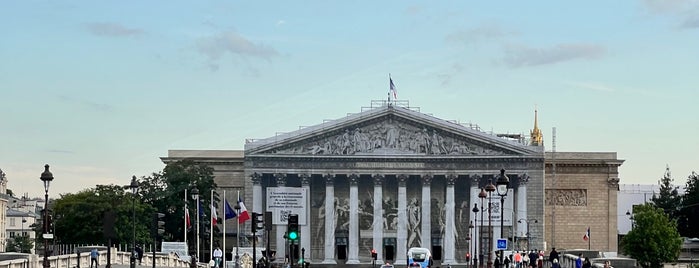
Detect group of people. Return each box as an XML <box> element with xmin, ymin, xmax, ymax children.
<box><xmin>491</xmin><ymin>248</ymin><xmax>612</xmax><ymax>268</ymax></box>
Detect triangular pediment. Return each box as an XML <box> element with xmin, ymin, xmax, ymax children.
<box><xmin>245</xmin><ymin>105</ymin><xmax>540</xmax><ymax>156</ymax></box>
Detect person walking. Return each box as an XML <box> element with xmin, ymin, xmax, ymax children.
<box><xmin>582</xmin><ymin>258</ymin><xmax>592</xmax><ymax>268</ymax></box>
<box><xmin>135</xmin><ymin>245</ymin><xmax>144</xmax><ymax>265</ymax></box>
<box><xmin>213</xmin><ymin>247</ymin><xmax>223</xmax><ymax>268</ymax></box>
<box><xmin>575</xmin><ymin>254</ymin><xmax>583</xmax><ymax>268</ymax></box>
<box><xmin>90</xmin><ymin>248</ymin><xmax>99</xmax><ymax>268</ymax></box>
<box><xmin>548</xmin><ymin>248</ymin><xmax>559</xmax><ymax>267</ymax></box>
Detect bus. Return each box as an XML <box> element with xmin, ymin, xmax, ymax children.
<box><xmin>407</xmin><ymin>247</ymin><xmax>433</xmax><ymax>268</ymax></box>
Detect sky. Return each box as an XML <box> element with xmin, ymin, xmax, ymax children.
<box><xmin>1</xmin><ymin>1</ymin><xmax>698</xmax><ymax>198</ymax></box>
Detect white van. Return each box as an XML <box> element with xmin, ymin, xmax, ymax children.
<box><xmin>407</xmin><ymin>247</ymin><xmax>433</xmax><ymax>268</ymax></box>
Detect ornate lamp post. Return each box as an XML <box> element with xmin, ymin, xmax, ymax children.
<box><xmin>484</xmin><ymin>180</ymin><xmax>496</xmax><ymax>268</ymax></box>
<box><xmin>40</xmin><ymin>164</ymin><xmax>54</xmax><ymax>268</ymax></box>
<box><xmin>478</xmin><ymin>188</ymin><xmax>487</xmax><ymax>268</ymax></box>
<box><xmin>234</xmin><ymin>202</ymin><xmax>241</xmax><ymax>268</ymax></box>
<box><xmin>469</xmin><ymin>220</ymin><xmax>475</xmax><ymax>268</ymax></box>
<box><xmin>129</xmin><ymin>176</ymin><xmax>139</xmax><ymax>268</ymax></box>
<box><xmin>517</xmin><ymin>219</ymin><xmax>537</xmax><ymax>250</ymax></box>
<box><xmin>495</xmin><ymin>169</ymin><xmax>510</xmax><ymax>268</ymax></box>
<box><xmin>626</xmin><ymin>210</ymin><xmax>634</xmax><ymax>229</ymax></box>
<box><xmin>191</xmin><ymin>188</ymin><xmax>200</xmax><ymax>264</ymax></box>
<box><xmin>472</xmin><ymin>204</ymin><xmax>479</xmax><ymax>268</ymax></box>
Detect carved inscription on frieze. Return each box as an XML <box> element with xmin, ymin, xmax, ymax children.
<box><xmin>272</xmin><ymin>121</ymin><xmax>508</xmax><ymax>156</ymax></box>
<box><xmin>545</xmin><ymin>189</ymin><xmax>587</xmax><ymax>206</ymax></box>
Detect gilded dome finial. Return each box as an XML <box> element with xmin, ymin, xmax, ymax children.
<box><xmin>530</xmin><ymin>107</ymin><xmax>543</xmax><ymax>146</ymax></box>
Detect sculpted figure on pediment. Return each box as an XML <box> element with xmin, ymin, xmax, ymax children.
<box><xmin>272</xmin><ymin>120</ymin><xmax>506</xmax><ymax>156</ymax></box>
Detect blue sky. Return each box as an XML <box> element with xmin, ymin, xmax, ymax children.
<box><xmin>2</xmin><ymin>1</ymin><xmax>698</xmax><ymax>197</ymax></box>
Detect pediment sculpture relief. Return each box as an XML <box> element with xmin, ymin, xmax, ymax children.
<box><xmin>271</xmin><ymin>121</ymin><xmax>507</xmax><ymax>156</ymax></box>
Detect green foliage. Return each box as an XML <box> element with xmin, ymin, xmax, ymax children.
<box><xmin>652</xmin><ymin>165</ymin><xmax>682</xmax><ymax>221</ymax></box>
<box><xmin>7</xmin><ymin>235</ymin><xmax>34</xmax><ymax>253</ymax></box>
<box><xmin>52</xmin><ymin>184</ymin><xmax>155</xmax><ymax>245</ymax></box>
<box><xmin>622</xmin><ymin>203</ymin><xmax>682</xmax><ymax>268</ymax></box>
<box><xmin>46</xmin><ymin>160</ymin><xmax>216</xmax><ymax>246</ymax></box>
<box><xmin>679</xmin><ymin>171</ymin><xmax>699</xmax><ymax>238</ymax></box>
<box><xmin>153</xmin><ymin>160</ymin><xmax>218</xmax><ymax>242</ymax></box>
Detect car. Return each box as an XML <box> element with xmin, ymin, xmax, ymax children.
<box><xmin>381</xmin><ymin>263</ymin><xmax>395</xmax><ymax>268</ymax></box>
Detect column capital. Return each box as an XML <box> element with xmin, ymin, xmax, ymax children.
<box><xmin>421</xmin><ymin>174</ymin><xmax>433</xmax><ymax>185</ymax></box>
<box><xmin>373</xmin><ymin>174</ymin><xmax>384</xmax><ymax>186</ymax></box>
<box><xmin>471</xmin><ymin>174</ymin><xmax>481</xmax><ymax>184</ymax></box>
<box><xmin>251</xmin><ymin>172</ymin><xmax>262</xmax><ymax>185</ymax></box>
<box><xmin>324</xmin><ymin>174</ymin><xmax>335</xmax><ymax>185</ymax></box>
<box><xmin>349</xmin><ymin>174</ymin><xmax>359</xmax><ymax>185</ymax></box>
<box><xmin>300</xmin><ymin>174</ymin><xmax>311</xmax><ymax>186</ymax></box>
<box><xmin>274</xmin><ymin>173</ymin><xmax>286</xmax><ymax>186</ymax></box>
<box><xmin>520</xmin><ymin>173</ymin><xmax>530</xmax><ymax>185</ymax></box>
<box><xmin>446</xmin><ymin>174</ymin><xmax>456</xmax><ymax>186</ymax></box>
<box><xmin>398</xmin><ymin>174</ymin><xmax>408</xmax><ymax>187</ymax></box>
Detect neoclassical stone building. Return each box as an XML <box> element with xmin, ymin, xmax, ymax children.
<box><xmin>162</xmin><ymin>101</ymin><xmax>622</xmax><ymax>264</ymax></box>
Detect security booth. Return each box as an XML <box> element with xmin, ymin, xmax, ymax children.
<box><xmin>383</xmin><ymin>238</ymin><xmax>396</xmax><ymax>261</ymax></box>
<box><xmin>431</xmin><ymin>236</ymin><xmax>442</xmax><ymax>261</ymax></box>
<box><xmin>335</xmin><ymin>232</ymin><xmax>348</xmax><ymax>261</ymax></box>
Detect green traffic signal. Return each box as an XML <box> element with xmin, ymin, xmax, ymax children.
<box><xmin>288</xmin><ymin>231</ymin><xmax>298</xmax><ymax>240</ymax></box>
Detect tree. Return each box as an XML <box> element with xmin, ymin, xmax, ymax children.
<box><xmin>651</xmin><ymin>165</ymin><xmax>682</xmax><ymax>221</ymax></box>
<box><xmin>6</xmin><ymin>235</ymin><xmax>34</xmax><ymax>253</ymax></box>
<box><xmin>138</xmin><ymin>160</ymin><xmax>218</xmax><ymax>242</ymax></box>
<box><xmin>51</xmin><ymin>184</ymin><xmax>154</xmax><ymax>245</ymax></box>
<box><xmin>679</xmin><ymin>171</ymin><xmax>699</xmax><ymax>238</ymax></box>
<box><xmin>622</xmin><ymin>203</ymin><xmax>682</xmax><ymax>268</ymax></box>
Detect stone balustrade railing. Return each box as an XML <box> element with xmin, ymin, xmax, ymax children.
<box><xmin>0</xmin><ymin>249</ymin><xmax>189</xmax><ymax>268</ymax></box>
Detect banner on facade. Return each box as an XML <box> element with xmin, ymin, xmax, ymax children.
<box><xmin>266</xmin><ymin>187</ymin><xmax>307</xmax><ymax>225</ymax></box>
<box><xmin>470</xmin><ymin>188</ymin><xmax>515</xmax><ymax>225</ymax></box>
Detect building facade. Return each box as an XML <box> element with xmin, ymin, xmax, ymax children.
<box><xmin>162</xmin><ymin>102</ymin><xmax>623</xmax><ymax>264</ymax></box>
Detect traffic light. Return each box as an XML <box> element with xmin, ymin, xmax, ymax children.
<box><xmin>287</xmin><ymin>214</ymin><xmax>299</xmax><ymax>241</ymax></box>
<box><xmin>252</xmin><ymin>212</ymin><xmax>265</xmax><ymax>233</ymax></box>
<box><xmin>152</xmin><ymin>212</ymin><xmax>165</xmax><ymax>238</ymax></box>
<box><xmin>47</xmin><ymin>214</ymin><xmax>54</xmax><ymax>233</ymax></box>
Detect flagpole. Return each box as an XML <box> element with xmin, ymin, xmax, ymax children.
<box><xmin>223</xmin><ymin>190</ymin><xmax>227</xmax><ymax>268</ymax></box>
<box><xmin>185</xmin><ymin>189</ymin><xmax>188</xmax><ymax>247</ymax></box>
<box><xmin>197</xmin><ymin>194</ymin><xmax>201</xmax><ymax>263</ymax></box>
<box><xmin>588</xmin><ymin>227</ymin><xmax>591</xmax><ymax>250</ymax></box>
<box><xmin>236</xmin><ymin>191</ymin><xmax>241</xmax><ymax>268</ymax></box>
<box><xmin>211</xmin><ymin>189</ymin><xmax>215</xmax><ymax>264</ymax></box>
<box><xmin>388</xmin><ymin>73</ymin><xmax>392</xmax><ymax>103</ymax></box>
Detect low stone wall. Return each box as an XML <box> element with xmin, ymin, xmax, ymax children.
<box><xmin>0</xmin><ymin>249</ymin><xmax>189</xmax><ymax>268</ymax></box>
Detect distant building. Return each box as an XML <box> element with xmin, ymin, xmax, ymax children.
<box><xmin>6</xmin><ymin>208</ymin><xmax>38</xmax><ymax>253</ymax></box>
<box><xmin>0</xmin><ymin>169</ymin><xmax>8</xmax><ymax>252</ymax></box>
<box><xmin>163</xmin><ymin>101</ymin><xmax>623</xmax><ymax>264</ymax></box>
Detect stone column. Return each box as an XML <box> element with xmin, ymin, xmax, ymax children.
<box><xmin>347</xmin><ymin>174</ymin><xmax>360</xmax><ymax>264</ymax></box>
<box><xmin>274</xmin><ymin>173</ymin><xmax>287</xmax><ymax>259</ymax></box>
<box><xmin>443</xmin><ymin>174</ymin><xmax>457</xmax><ymax>264</ymax></box>
<box><xmin>607</xmin><ymin>177</ymin><xmax>620</xmax><ymax>252</ymax></box>
<box><xmin>322</xmin><ymin>174</ymin><xmax>337</xmax><ymax>264</ymax></box>
<box><xmin>516</xmin><ymin>174</ymin><xmax>529</xmax><ymax>238</ymax></box>
<box><xmin>252</xmin><ymin>173</ymin><xmax>263</xmax><ymax>217</ymax></box>
<box><xmin>372</xmin><ymin>174</ymin><xmax>384</xmax><ymax>263</ymax></box>
<box><xmin>421</xmin><ymin>174</ymin><xmax>432</xmax><ymax>249</ymax></box>
<box><xmin>396</xmin><ymin>175</ymin><xmax>408</xmax><ymax>265</ymax></box>
<box><xmin>300</xmin><ymin>174</ymin><xmax>312</xmax><ymax>260</ymax></box>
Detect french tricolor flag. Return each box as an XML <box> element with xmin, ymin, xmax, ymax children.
<box><xmin>237</xmin><ymin>198</ymin><xmax>250</xmax><ymax>224</ymax></box>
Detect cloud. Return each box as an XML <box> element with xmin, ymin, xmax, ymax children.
<box><xmin>680</xmin><ymin>13</ymin><xmax>699</xmax><ymax>28</ymax></box>
<box><xmin>276</xmin><ymin>20</ymin><xmax>286</xmax><ymax>27</ymax></box>
<box><xmin>85</xmin><ymin>22</ymin><xmax>144</xmax><ymax>37</ymax></box>
<box><xmin>503</xmin><ymin>43</ymin><xmax>606</xmax><ymax>68</ymax></box>
<box><xmin>445</xmin><ymin>23</ymin><xmax>516</xmax><ymax>44</ymax></box>
<box><xmin>196</xmin><ymin>31</ymin><xmax>279</xmax><ymax>71</ymax></box>
<box><xmin>565</xmin><ymin>81</ymin><xmax>618</xmax><ymax>92</ymax></box>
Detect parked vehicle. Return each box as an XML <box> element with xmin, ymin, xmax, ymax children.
<box><xmin>407</xmin><ymin>248</ymin><xmax>433</xmax><ymax>268</ymax></box>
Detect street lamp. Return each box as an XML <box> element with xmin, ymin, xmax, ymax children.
<box><xmin>472</xmin><ymin>203</ymin><xmax>479</xmax><ymax>268</ymax></box>
<box><xmin>234</xmin><ymin>202</ymin><xmax>241</xmax><ymax>268</ymax></box>
<box><xmin>40</xmin><ymin>164</ymin><xmax>54</xmax><ymax>268</ymax></box>
<box><xmin>517</xmin><ymin>219</ymin><xmax>537</xmax><ymax>250</ymax></box>
<box><xmin>484</xmin><ymin>180</ymin><xmax>495</xmax><ymax>268</ymax></box>
<box><xmin>129</xmin><ymin>176</ymin><xmax>139</xmax><ymax>268</ymax></box>
<box><xmin>626</xmin><ymin>210</ymin><xmax>634</xmax><ymax>229</ymax></box>
<box><xmin>191</xmin><ymin>187</ymin><xmax>200</xmax><ymax>264</ymax></box>
<box><xmin>469</xmin><ymin>220</ymin><xmax>475</xmax><ymax>268</ymax></box>
<box><xmin>495</xmin><ymin>169</ymin><xmax>510</xmax><ymax>268</ymax></box>
<box><xmin>478</xmin><ymin>188</ymin><xmax>487</xmax><ymax>268</ymax></box>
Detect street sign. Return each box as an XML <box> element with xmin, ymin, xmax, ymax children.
<box><xmin>43</xmin><ymin>234</ymin><xmax>54</xmax><ymax>239</ymax></box>
<box><xmin>496</xmin><ymin>239</ymin><xmax>507</xmax><ymax>250</ymax></box>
